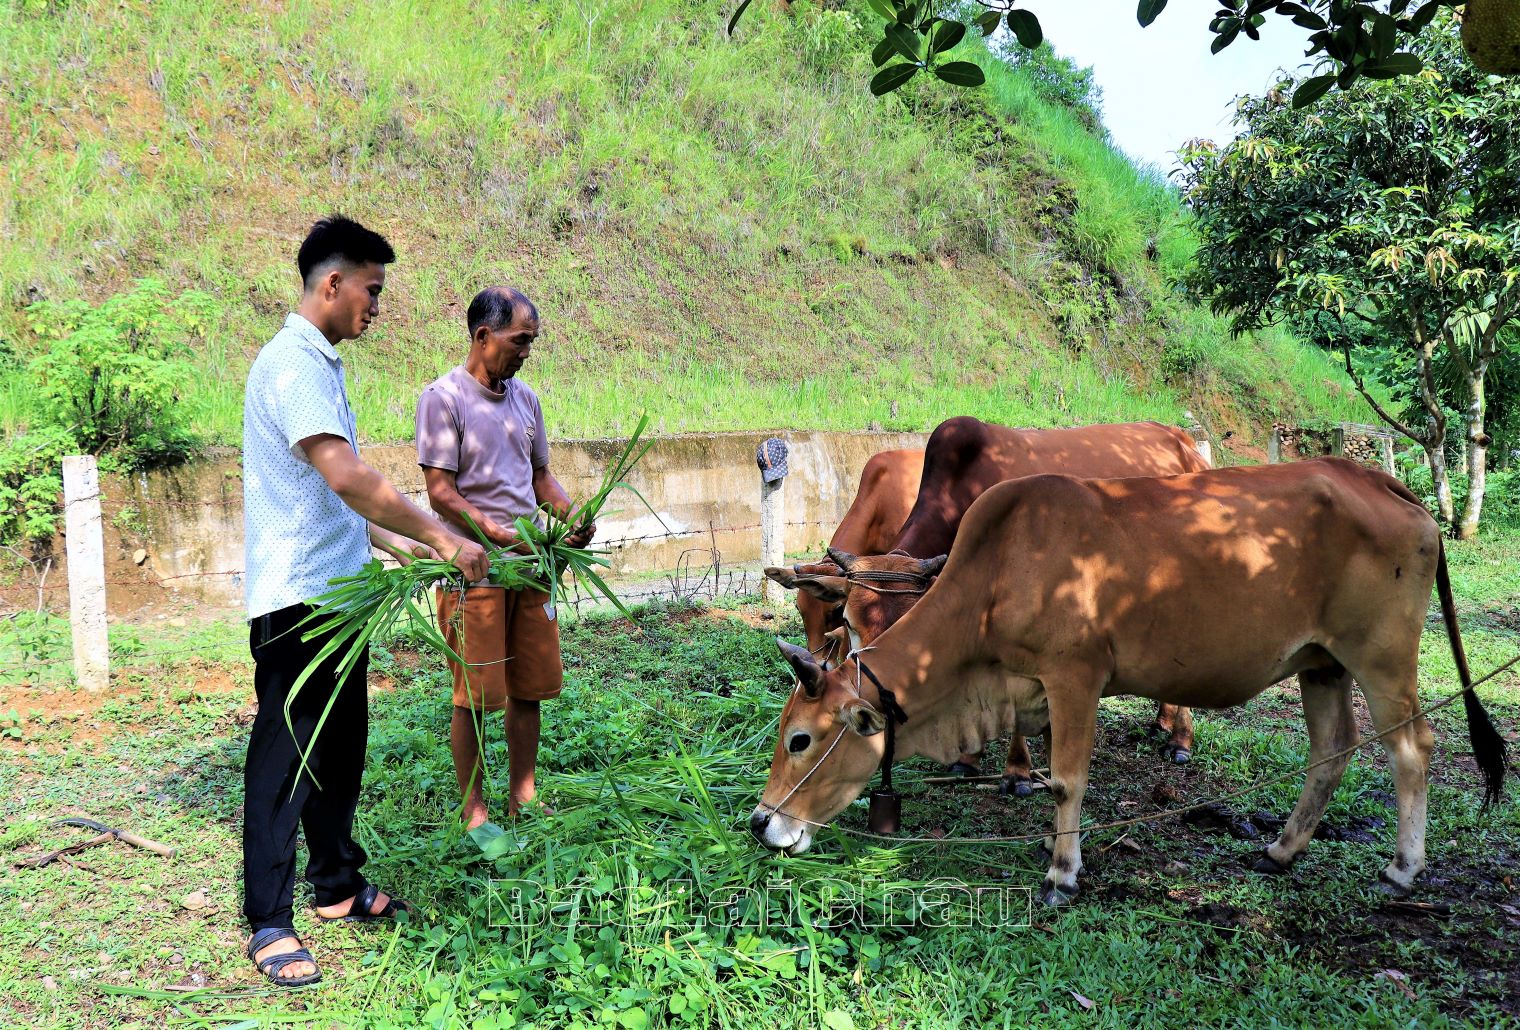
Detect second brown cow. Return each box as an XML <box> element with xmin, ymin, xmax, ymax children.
<box><xmin>767</xmin><ymin>416</ymin><xmax>1210</xmax><ymax>792</ymax></box>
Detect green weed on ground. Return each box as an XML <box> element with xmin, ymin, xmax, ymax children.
<box><xmin>1</xmin><ymin>534</ymin><xmax>1517</xmax><ymax>1027</ymax></box>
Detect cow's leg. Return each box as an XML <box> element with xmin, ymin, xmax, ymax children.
<box><xmin>1357</xmin><ymin>666</ymin><xmax>1434</xmax><ymax>895</ymax></box>
<box><xmin>999</xmin><ymin>733</ymin><xmax>1035</xmax><ymax>797</ymax></box>
<box><xmin>1155</xmin><ymin>703</ymin><xmax>1194</xmax><ymax>765</ymax></box>
<box><xmin>1039</xmin><ymin>679</ymin><xmax>1101</xmax><ymax>907</ymax></box>
<box><xmin>947</xmin><ymin>749</ymin><xmax>982</xmax><ymax>778</ymax></box>
<box><xmin>1256</xmin><ymin>666</ymin><xmax>1357</xmax><ymax>875</ymax></box>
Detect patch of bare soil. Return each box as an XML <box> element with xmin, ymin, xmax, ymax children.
<box><xmin>899</xmin><ymin>706</ymin><xmax>1520</xmax><ymax>1017</ymax></box>
<box><xmin>701</xmin><ymin>606</ymin><xmax>786</xmax><ymax>631</ymax></box>
<box><xmin>1280</xmin><ymin>847</ymin><xmax>1520</xmax><ymax>1018</ymax></box>
<box><xmin>0</xmin><ymin>665</ymin><xmax>250</xmax><ymax>752</ymax></box>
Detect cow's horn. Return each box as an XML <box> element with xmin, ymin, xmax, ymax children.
<box><xmin>918</xmin><ymin>554</ymin><xmax>948</xmax><ymax>577</ymax></box>
<box><xmin>825</xmin><ymin>546</ymin><xmax>859</xmax><ymax>572</ymax></box>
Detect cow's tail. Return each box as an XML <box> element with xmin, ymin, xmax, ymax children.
<box><xmin>1436</xmin><ymin>538</ymin><xmax>1506</xmax><ymax>806</ymax></box>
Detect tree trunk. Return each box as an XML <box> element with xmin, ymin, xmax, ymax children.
<box><xmin>1457</xmin><ymin>363</ymin><xmax>1492</xmax><ymax>540</ymax></box>
<box><xmin>1413</xmin><ymin>337</ymin><xmax>1454</xmax><ymax>526</ymax></box>
<box><xmin>1428</xmin><ymin>432</ymin><xmax>1455</xmax><ymax>525</ymax></box>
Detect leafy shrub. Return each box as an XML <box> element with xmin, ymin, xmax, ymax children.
<box><xmin>1478</xmin><ymin>469</ymin><xmax>1520</xmax><ymax>531</ymax></box>
<box><xmin>0</xmin><ymin>425</ymin><xmax>74</xmax><ymax>546</ymax></box>
<box><xmin>1</xmin><ymin>280</ymin><xmax>214</xmax><ymax>545</ymax></box>
<box><xmin>995</xmin><ymin>41</ymin><xmax>1105</xmax><ymax>137</ymax></box>
<box><xmin>1159</xmin><ymin>336</ymin><xmax>1205</xmax><ymax>383</ymax></box>
<box><xmin>25</xmin><ymin>278</ymin><xmax>212</xmax><ymax>469</ymax></box>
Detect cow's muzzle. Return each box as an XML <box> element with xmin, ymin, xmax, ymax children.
<box><xmin>748</xmin><ymin>806</ymin><xmax>813</xmax><ymax>855</ymax></box>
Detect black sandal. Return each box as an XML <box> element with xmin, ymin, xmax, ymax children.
<box><xmin>247</xmin><ymin>927</ymin><xmax>321</xmax><ymax>987</ymax></box>
<box><xmin>316</xmin><ymin>882</ymin><xmax>410</xmax><ymax>924</ymax></box>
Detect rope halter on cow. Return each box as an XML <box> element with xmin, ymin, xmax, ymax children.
<box><xmin>757</xmin><ymin>647</ymin><xmax>911</xmax><ymax>834</ymax></box>
<box><xmin>843</xmin><ymin>569</ymin><xmax>934</xmax><ymax>596</ymax></box>
<box><xmin>852</xmin><ymin>649</ymin><xmax>911</xmax><ymax>833</ymax></box>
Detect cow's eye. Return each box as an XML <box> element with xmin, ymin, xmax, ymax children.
<box><xmin>788</xmin><ymin>732</ymin><xmax>812</xmax><ymax>754</ymax></box>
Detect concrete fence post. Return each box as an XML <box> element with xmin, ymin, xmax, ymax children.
<box><xmin>1331</xmin><ymin>426</ymin><xmax>1347</xmax><ymax>457</ymax></box>
<box><xmin>757</xmin><ymin>438</ymin><xmax>789</xmax><ymax>605</ymax></box>
<box><xmin>1185</xmin><ymin>428</ymin><xmax>1209</xmax><ymax>467</ymax></box>
<box><xmin>1268</xmin><ymin>427</ymin><xmax>1283</xmax><ymax>464</ymax></box>
<box><xmin>62</xmin><ymin>455</ymin><xmax>109</xmax><ymax>692</ymax></box>
<box><xmin>1379</xmin><ymin>435</ymin><xmax>1395</xmax><ymax>476</ymax></box>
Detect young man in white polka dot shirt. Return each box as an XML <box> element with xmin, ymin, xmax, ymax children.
<box><xmin>240</xmin><ymin>216</ymin><xmax>490</xmax><ymax>987</ymax></box>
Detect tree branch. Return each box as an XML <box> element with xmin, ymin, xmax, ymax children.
<box><xmin>1477</xmin><ymin>293</ymin><xmax>1512</xmax><ymax>362</ymax></box>
<box><xmin>1340</xmin><ymin>339</ymin><xmax>1423</xmax><ymax>443</ymax></box>
<box><xmin>1410</xmin><ymin>311</ymin><xmax>1447</xmax><ymax>432</ymax></box>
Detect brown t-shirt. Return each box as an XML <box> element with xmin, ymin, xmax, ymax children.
<box><xmin>416</xmin><ymin>366</ymin><xmax>550</xmax><ymax>529</ymax></box>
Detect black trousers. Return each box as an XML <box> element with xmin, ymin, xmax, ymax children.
<box><xmin>243</xmin><ymin>603</ymin><xmax>370</xmax><ymax>932</ymax></box>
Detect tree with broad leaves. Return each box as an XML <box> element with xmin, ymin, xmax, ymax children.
<box><xmin>1178</xmin><ymin>16</ymin><xmax>1520</xmax><ymax>537</ymax></box>
<box><xmin>729</xmin><ymin>1</ymin><xmax>1473</xmax><ymax>101</ymax></box>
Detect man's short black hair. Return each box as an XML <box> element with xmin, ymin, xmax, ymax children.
<box><xmin>298</xmin><ymin>215</ymin><xmax>396</xmax><ymax>288</ymax></box>
<box><xmin>467</xmin><ymin>286</ymin><xmax>539</xmax><ymax>337</ymax></box>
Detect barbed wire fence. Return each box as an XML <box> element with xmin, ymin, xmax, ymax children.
<box><xmin>0</xmin><ymin>422</ymin><xmax>1414</xmax><ymax>688</ymax></box>
<box><xmin>0</xmin><ymin>467</ymin><xmax>835</xmax><ymax>684</ymax></box>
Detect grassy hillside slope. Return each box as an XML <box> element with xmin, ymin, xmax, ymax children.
<box><xmin>1</xmin><ymin>0</ymin><xmax>1373</xmax><ymax>446</ymax></box>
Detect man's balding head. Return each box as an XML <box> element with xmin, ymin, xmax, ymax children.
<box><xmin>465</xmin><ymin>286</ymin><xmax>540</xmax><ymax>383</ymax></box>
<box><xmin>467</xmin><ymin>286</ymin><xmax>538</xmax><ymax>339</ymax></box>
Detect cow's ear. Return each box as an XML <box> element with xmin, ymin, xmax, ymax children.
<box><xmin>840</xmin><ymin>699</ymin><xmax>886</xmax><ymax>737</ymax></box>
<box><xmin>777</xmin><ymin>637</ymin><xmax>826</xmax><ymax>697</ymax></box>
<box><xmin>794</xmin><ymin>575</ymin><xmax>848</xmax><ymax>604</ymax></box>
<box><xmin>764</xmin><ymin>566</ymin><xmax>800</xmax><ymax>590</ymax></box>
<box><xmin>825</xmin><ymin>547</ymin><xmax>859</xmax><ymax>572</ymax></box>
<box><xmin>918</xmin><ymin>554</ymin><xmax>948</xmax><ymax>578</ymax></box>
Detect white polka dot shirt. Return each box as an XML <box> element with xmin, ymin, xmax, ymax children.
<box><xmin>242</xmin><ymin>313</ymin><xmax>372</xmax><ymax>619</ymax></box>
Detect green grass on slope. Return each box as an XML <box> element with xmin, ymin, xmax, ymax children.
<box><xmin>0</xmin><ymin>0</ymin><xmax>1378</xmax><ymax>445</ymax></box>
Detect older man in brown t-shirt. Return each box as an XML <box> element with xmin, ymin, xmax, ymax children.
<box><xmin>416</xmin><ymin>286</ymin><xmax>592</xmax><ymax>826</ymax></box>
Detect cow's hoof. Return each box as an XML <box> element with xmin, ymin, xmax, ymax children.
<box><xmin>1039</xmin><ymin>881</ymin><xmax>1079</xmax><ymax>908</ymax></box>
<box><xmin>1161</xmin><ymin>745</ymin><xmax>1192</xmax><ymax>765</ymax></box>
<box><xmin>946</xmin><ymin>762</ymin><xmax>981</xmax><ymax>778</ymax></box>
<box><xmin>1376</xmin><ymin>871</ymin><xmax>1415</xmax><ymax>898</ymax></box>
<box><xmin>1252</xmin><ymin>852</ymin><xmax>1292</xmax><ymax>876</ymax></box>
<box><xmin>999</xmin><ymin>775</ymin><xmax>1034</xmax><ymax>798</ymax></box>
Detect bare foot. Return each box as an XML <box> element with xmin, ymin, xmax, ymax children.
<box><xmin>508</xmin><ymin>798</ymin><xmax>555</xmax><ymax>820</ymax></box>
<box><xmin>315</xmin><ymin>889</ymin><xmax>394</xmax><ymax>920</ymax></box>
<box><xmin>461</xmin><ymin>800</ymin><xmax>490</xmax><ymax>831</ymax></box>
<box><xmin>250</xmin><ymin>935</ymin><xmax>317</xmax><ymax>981</ymax></box>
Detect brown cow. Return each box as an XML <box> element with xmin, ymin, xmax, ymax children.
<box><xmin>750</xmin><ymin>458</ymin><xmax>1507</xmax><ymax>906</ymax></box>
<box><xmin>769</xmin><ymin>416</ymin><xmax>1209</xmax><ymax>792</ymax></box>
<box><xmin>766</xmin><ymin>448</ymin><xmax>924</xmax><ymax>658</ymax></box>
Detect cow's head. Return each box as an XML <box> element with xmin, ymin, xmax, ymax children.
<box><xmin>824</xmin><ymin>548</ymin><xmax>947</xmax><ymax>650</ymax></box>
<box><xmin>749</xmin><ymin>638</ymin><xmax>890</xmax><ymax>854</ymax></box>
<box><xmin>763</xmin><ymin>559</ymin><xmax>849</xmax><ymax>655</ymax></box>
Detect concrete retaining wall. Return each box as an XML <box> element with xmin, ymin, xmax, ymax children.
<box><xmin>92</xmin><ymin>430</ymin><xmax>930</xmax><ymax>613</ymax></box>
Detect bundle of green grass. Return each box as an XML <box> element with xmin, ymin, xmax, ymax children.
<box><xmin>284</xmin><ymin>415</ymin><xmax>657</xmax><ymax>785</ymax></box>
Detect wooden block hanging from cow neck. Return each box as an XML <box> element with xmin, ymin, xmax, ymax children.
<box><xmin>868</xmin><ymin>787</ymin><xmax>902</xmax><ymax>834</ymax></box>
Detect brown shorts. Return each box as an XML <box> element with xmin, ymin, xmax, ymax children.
<box><xmin>436</xmin><ymin>586</ymin><xmax>564</xmax><ymax>711</ymax></box>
